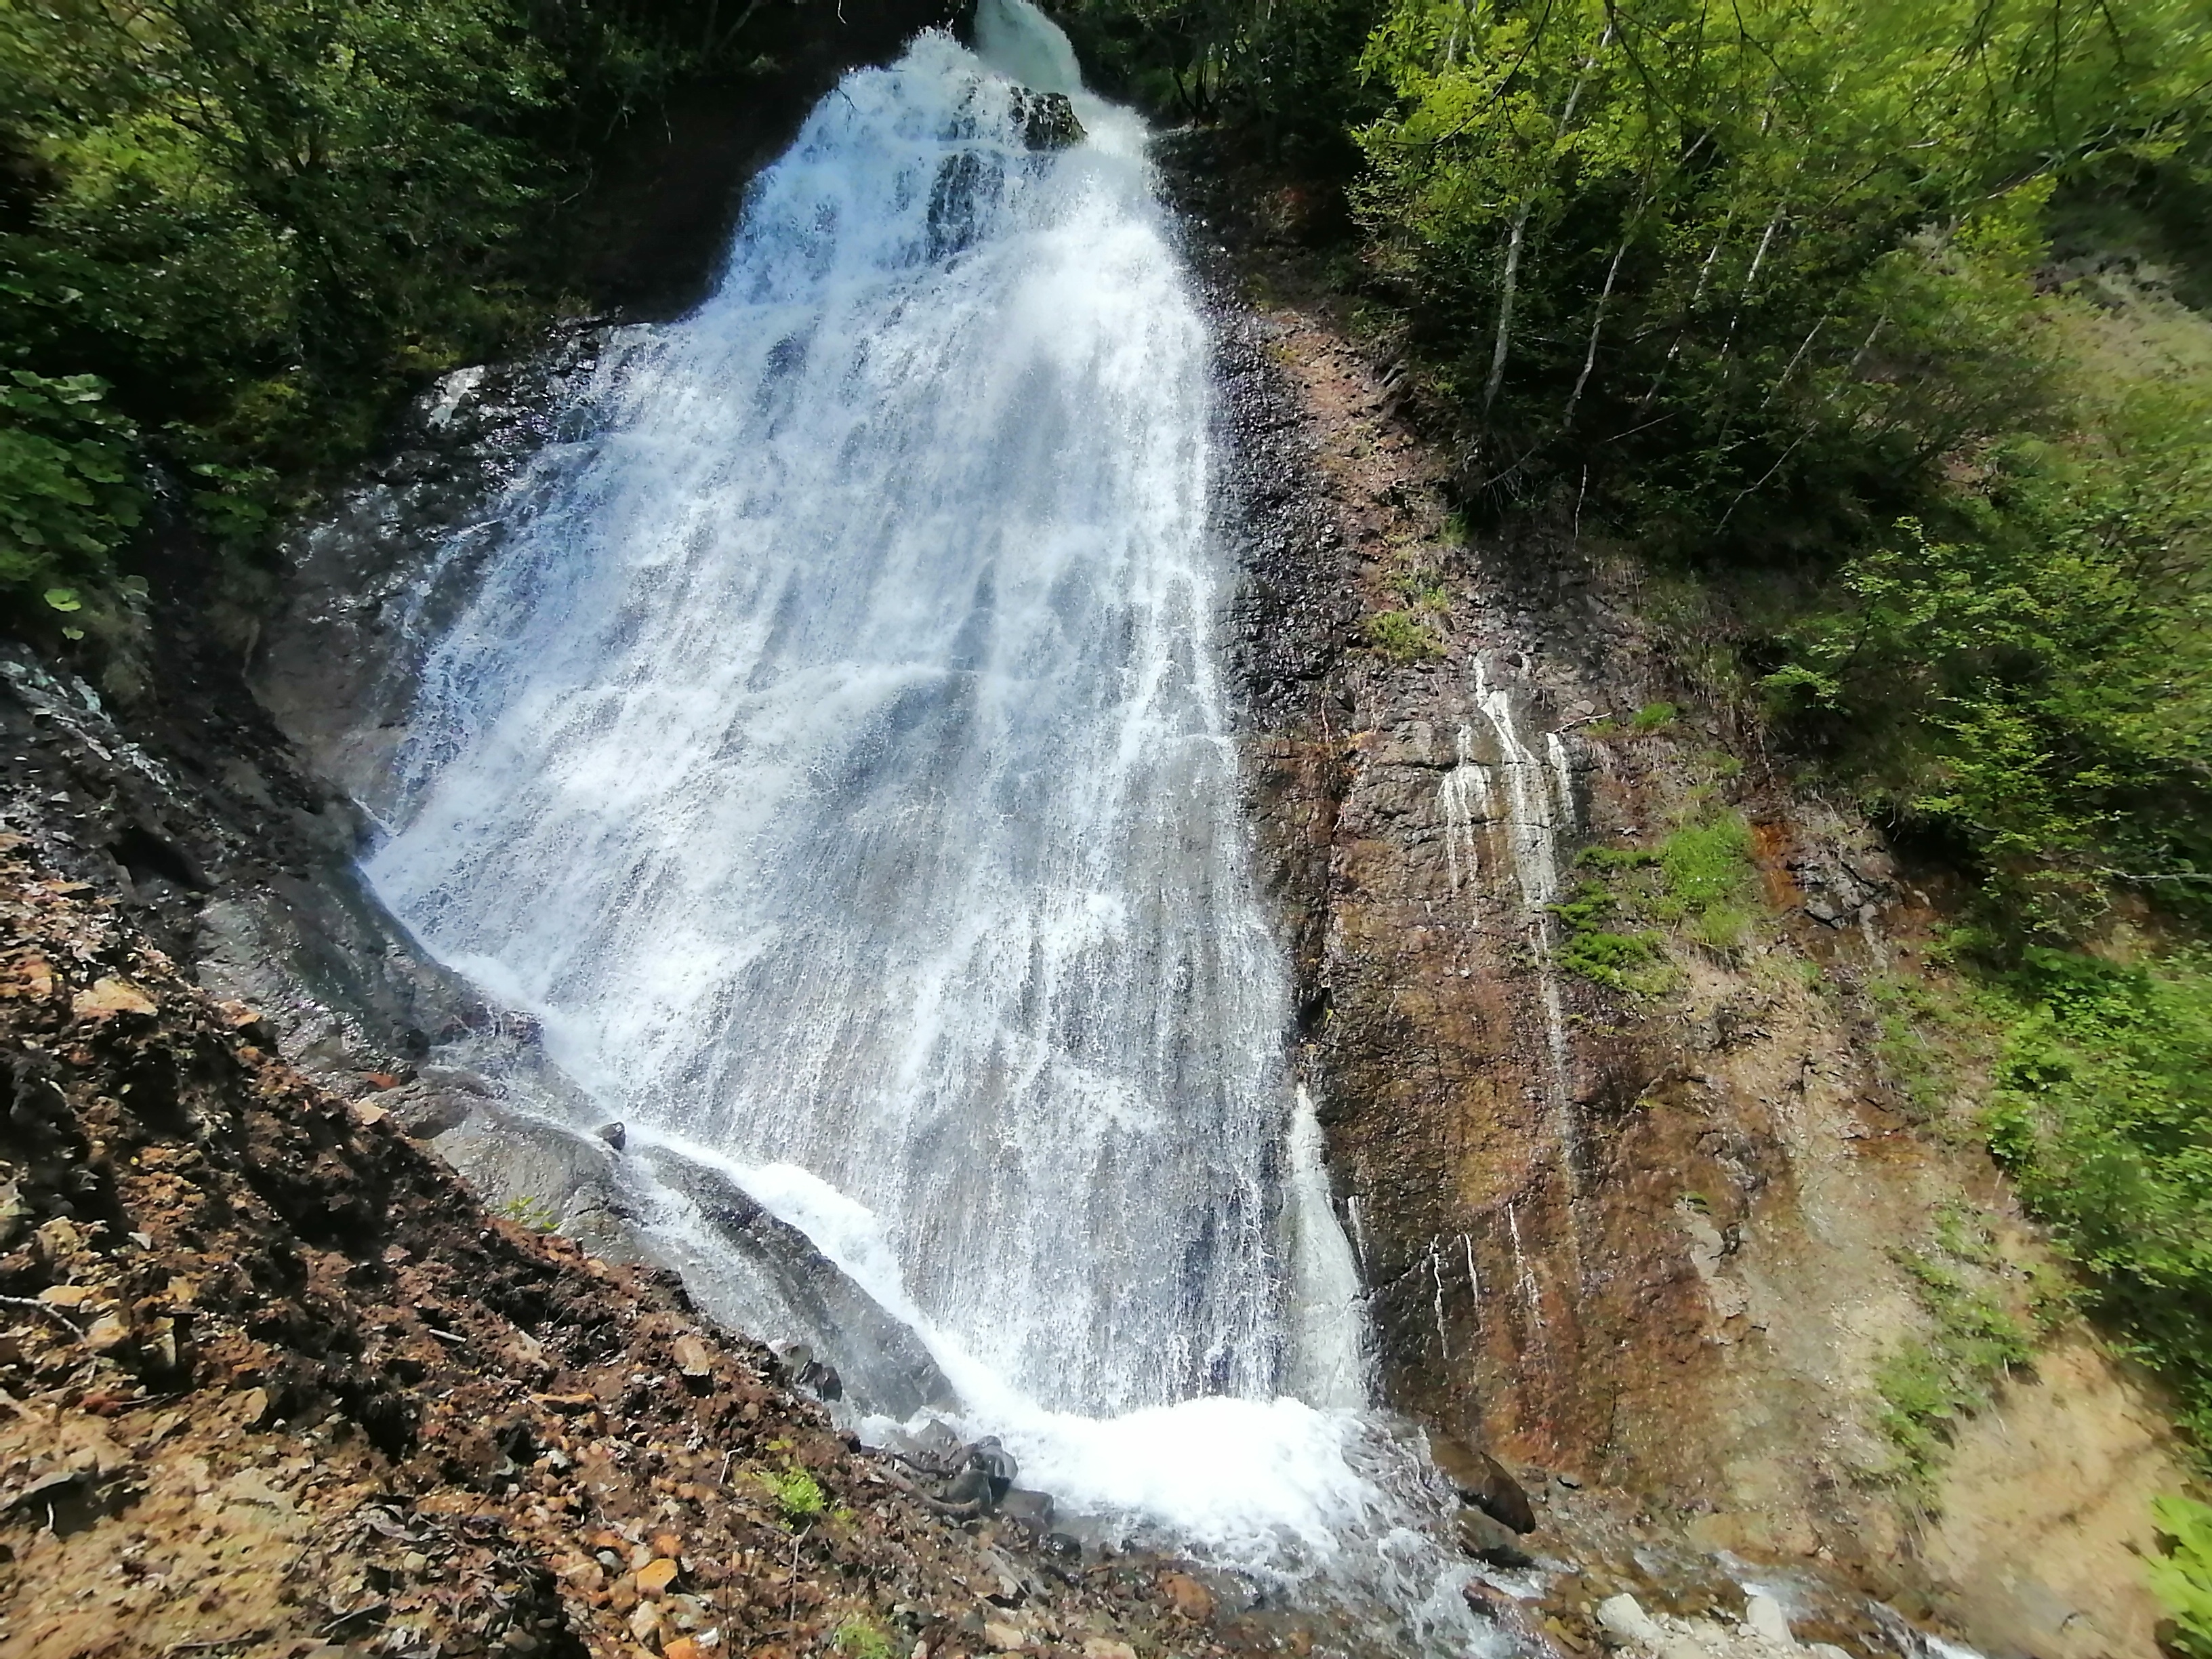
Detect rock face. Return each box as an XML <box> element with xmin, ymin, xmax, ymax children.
<box><xmin>1174</xmin><ymin>137</ymin><xmax>2193</xmax><ymax>1657</ymax></box>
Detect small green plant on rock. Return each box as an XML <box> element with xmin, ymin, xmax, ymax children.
<box><xmin>835</xmin><ymin>1619</ymin><xmax>896</xmax><ymax>1659</ymax></box>
<box><xmin>761</xmin><ymin>1461</ymin><xmax>826</xmax><ymax>1525</ymax></box>
<box><xmin>1364</xmin><ymin>608</ymin><xmax>1444</xmax><ymax>663</ymax></box>
<box><xmin>1872</xmin><ymin>1239</ymin><xmax>2034</xmax><ymax>1500</ymax></box>
<box><xmin>497</xmin><ymin>1194</ymin><xmax>559</xmax><ymax>1233</ymax></box>
<box><xmin>1631</xmin><ymin>701</ymin><xmax>1679</xmax><ymax>733</ymax></box>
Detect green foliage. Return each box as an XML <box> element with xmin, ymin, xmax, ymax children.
<box><xmin>0</xmin><ymin>370</ymin><xmax>143</xmax><ymax>595</ymax></box>
<box><xmin>1630</xmin><ymin>701</ymin><xmax>1677</xmax><ymax>733</ymax></box>
<box><xmin>760</xmin><ymin>1462</ymin><xmax>826</xmax><ymax>1524</ymax></box>
<box><xmin>497</xmin><ymin>1194</ymin><xmax>559</xmax><ymax>1232</ymax></box>
<box><xmin>1654</xmin><ymin>813</ymin><xmax>1757</xmax><ymax>949</ymax></box>
<box><xmin>1982</xmin><ymin>949</ymin><xmax>2212</xmax><ymax>1443</ymax></box>
<box><xmin>835</xmin><ymin>1620</ymin><xmax>896</xmax><ymax>1659</ymax></box>
<box><xmin>1763</xmin><ymin>356</ymin><xmax>2212</xmax><ymax>935</ymax></box>
<box><xmin>1872</xmin><ymin>1240</ymin><xmax>2034</xmax><ymax>1496</ymax></box>
<box><xmin>1363</xmin><ymin>607</ymin><xmax>1443</xmax><ymax>662</ymax></box>
<box><xmin>0</xmin><ymin>0</ymin><xmax>732</xmax><ymax>628</ymax></box>
<box><xmin>1351</xmin><ymin>0</ymin><xmax>2207</xmax><ymax>515</ymax></box>
<box><xmin>2149</xmin><ymin>1495</ymin><xmax>2212</xmax><ymax>1659</ymax></box>
<box><xmin>1044</xmin><ymin>0</ymin><xmax>1379</xmax><ymax>155</ymax></box>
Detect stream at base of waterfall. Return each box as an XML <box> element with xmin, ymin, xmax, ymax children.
<box><xmin>359</xmin><ymin>1</ymin><xmax>1500</xmax><ymax>1650</ymax></box>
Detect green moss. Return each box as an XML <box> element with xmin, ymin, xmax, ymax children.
<box><xmin>760</xmin><ymin>1462</ymin><xmax>826</xmax><ymax>1525</ymax></box>
<box><xmin>1363</xmin><ymin>608</ymin><xmax>1444</xmax><ymax>663</ymax></box>
<box><xmin>1872</xmin><ymin>1240</ymin><xmax>2034</xmax><ymax>1497</ymax></box>
<box><xmin>1550</xmin><ymin>880</ymin><xmax>1673</xmax><ymax>992</ymax></box>
<box><xmin>1631</xmin><ymin>701</ymin><xmax>1679</xmax><ymax>733</ymax></box>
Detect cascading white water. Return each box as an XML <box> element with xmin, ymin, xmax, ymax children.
<box><xmin>365</xmin><ymin>6</ymin><xmax>1494</xmax><ymax>1641</ymax></box>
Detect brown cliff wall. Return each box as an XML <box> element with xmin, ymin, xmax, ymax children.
<box><xmin>1191</xmin><ymin>171</ymin><xmax>2193</xmax><ymax>1658</ymax></box>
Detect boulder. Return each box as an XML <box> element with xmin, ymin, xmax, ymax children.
<box><xmin>1425</xmin><ymin>1429</ymin><xmax>1538</xmax><ymax>1532</ymax></box>
<box><xmin>1597</xmin><ymin>1594</ymin><xmax>1665</xmax><ymax>1650</ymax></box>
<box><xmin>1456</xmin><ymin>1504</ymin><xmax>1536</xmax><ymax>1569</ymax></box>
<box><xmin>1008</xmin><ymin>88</ymin><xmax>1083</xmax><ymax>150</ymax></box>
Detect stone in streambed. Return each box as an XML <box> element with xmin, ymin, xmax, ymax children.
<box><xmin>1597</xmin><ymin>1594</ymin><xmax>1665</xmax><ymax>1649</ymax></box>
<box><xmin>1425</xmin><ymin>1429</ymin><xmax>1538</xmax><ymax>1532</ymax></box>
<box><xmin>1158</xmin><ymin>1571</ymin><xmax>1214</xmax><ymax>1622</ymax></box>
<box><xmin>1456</xmin><ymin>1504</ymin><xmax>1535</xmax><ymax>1568</ymax></box>
<box><xmin>1743</xmin><ymin>1594</ymin><xmax>1795</xmax><ymax>1647</ymax></box>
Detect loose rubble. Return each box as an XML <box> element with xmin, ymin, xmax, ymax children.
<box><xmin>0</xmin><ymin>836</ymin><xmax>1200</xmax><ymax>1659</ymax></box>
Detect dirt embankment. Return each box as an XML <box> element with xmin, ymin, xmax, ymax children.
<box><xmin>1176</xmin><ymin>145</ymin><xmax>2196</xmax><ymax>1659</ymax></box>
<box><xmin>0</xmin><ymin>836</ymin><xmax>1200</xmax><ymax>1659</ymax></box>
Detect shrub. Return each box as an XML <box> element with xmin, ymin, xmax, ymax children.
<box><xmin>2149</xmin><ymin>1495</ymin><xmax>2212</xmax><ymax>1659</ymax></box>
<box><xmin>1982</xmin><ymin>949</ymin><xmax>2212</xmax><ymax>1443</ymax></box>
<box><xmin>1363</xmin><ymin>607</ymin><xmax>1443</xmax><ymax>663</ymax></box>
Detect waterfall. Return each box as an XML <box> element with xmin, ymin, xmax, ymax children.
<box><xmin>362</xmin><ymin>7</ymin><xmax>1494</xmax><ymax>1639</ymax></box>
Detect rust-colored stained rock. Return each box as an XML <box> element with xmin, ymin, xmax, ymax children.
<box><xmin>1158</xmin><ymin>1572</ymin><xmax>1213</xmax><ymax>1622</ymax></box>
<box><xmin>70</xmin><ymin>975</ymin><xmax>156</xmax><ymax>1018</ymax></box>
<box><xmin>636</xmin><ymin>1555</ymin><xmax>680</xmax><ymax>1598</ymax></box>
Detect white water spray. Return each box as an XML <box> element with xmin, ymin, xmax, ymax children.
<box><xmin>362</xmin><ymin>9</ymin><xmax>1493</xmax><ymax>1645</ymax></box>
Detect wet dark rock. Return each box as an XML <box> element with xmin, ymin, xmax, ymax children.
<box><xmin>1456</xmin><ymin>1505</ymin><xmax>1536</xmax><ymax>1569</ymax></box>
<box><xmin>596</xmin><ymin>1120</ymin><xmax>627</xmax><ymax>1151</ymax></box>
<box><xmin>968</xmin><ymin>1435</ymin><xmax>1019</xmax><ymax>1499</ymax></box>
<box><xmin>1427</xmin><ymin>1431</ymin><xmax>1538</xmax><ymax>1533</ymax></box>
<box><xmin>1010</xmin><ymin>89</ymin><xmax>1084</xmax><ymax>149</ymax></box>
<box><xmin>1000</xmin><ymin>1487</ymin><xmax>1056</xmax><ymax>1536</ymax></box>
<box><xmin>642</xmin><ymin>1147</ymin><xmax>960</xmax><ymax>1422</ymax></box>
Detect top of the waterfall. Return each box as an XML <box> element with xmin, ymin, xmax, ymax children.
<box><xmin>973</xmin><ymin>0</ymin><xmax>1083</xmax><ymax>96</ymax></box>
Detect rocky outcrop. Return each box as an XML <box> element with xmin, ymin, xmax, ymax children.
<box><xmin>1010</xmin><ymin>88</ymin><xmax>1084</xmax><ymax>148</ymax></box>
<box><xmin>1176</xmin><ymin>140</ymin><xmax>2194</xmax><ymax>1659</ymax></box>
<box><xmin>0</xmin><ymin>834</ymin><xmax>1192</xmax><ymax>1658</ymax></box>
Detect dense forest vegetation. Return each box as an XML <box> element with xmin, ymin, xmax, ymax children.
<box><xmin>1054</xmin><ymin>0</ymin><xmax>2212</xmax><ymax>1525</ymax></box>
<box><xmin>3</xmin><ymin>0</ymin><xmax>2209</xmax><ymax>1627</ymax></box>
<box><xmin>0</xmin><ymin>0</ymin><xmax>771</xmax><ymax>656</ymax></box>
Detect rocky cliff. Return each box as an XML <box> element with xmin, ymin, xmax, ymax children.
<box><xmin>1181</xmin><ymin>147</ymin><xmax>2194</xmax><ymax>1659</ymax></box>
